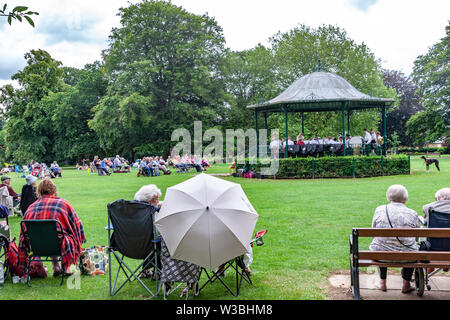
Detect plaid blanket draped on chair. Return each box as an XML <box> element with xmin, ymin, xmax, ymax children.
<box><xmin>18</xmin><ymin>195</ymin><xmax>86</xmax><ymax>273</ymax></box>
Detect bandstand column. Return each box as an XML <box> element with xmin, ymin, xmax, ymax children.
<box><xmin>382</xmin><ymin>106</ymin><xmax>387</xmax><ymax>156</ymax></box>
<box><xmin>284</xmin><ymin>108</ymin><xmax>288</xmax><ymax>159</ymax></box>
<box><xmin>254</xmin><ymin>111</ymin><xmax>259</xmax><ymax>159</ymax></box>
<box><xmin>342</xmin><ymin>107</ymin><xmax>346</xmax><ymax>156</ymax></box>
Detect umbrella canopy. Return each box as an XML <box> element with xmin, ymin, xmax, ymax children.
<box><xmin>154</xmin><ymin>173</ymin><xmax>259</xmax><ymax>270</ymax></box>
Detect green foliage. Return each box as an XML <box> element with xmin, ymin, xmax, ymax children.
<box><xmin>237</xmin><ymin>155</ymin><xmax>410</xmax><ymax>178</ymax></box>
<box><xmin>1</xmin><ymin>51</ymin><xmax>106</xmax><ymax>163</ymax></box>
<box><xmin>397</xmin><ymin>146</ymin><xmax>448</xmax><ymax>154</ymax></box>
<box><xmin>387</xmin><ymin>131</ymin><xmax>401</xmax><ymax>149</ymax></box>
<box><xmin>0</xmin><ymin>3</ymin><xmax>38</xmax><ymax>27</ymax></box>
<box><xmin>264</xmin><ymin>25</ymin><xmax>397</xmax><ymax>138</ymax></box>
<box><xmin>382</xmin><ymin>70</ymin><xmax>424</xmax><ymax>147</ymax></box>
<box><xmin>90</xmin><ymin>0</ymin><xmax>227</xmax><ymax>157</ymax></box>
<box><xmin>408</xmin><ymin>23</ymin><xmax>450</xmax><ymax>145</ymax></box>
<box><xmin>2</xmin><ymin>50</ymin><xmax>65</xmax><ymax>163</ymax></box>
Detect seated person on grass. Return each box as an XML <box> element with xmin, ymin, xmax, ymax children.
<box><xmin>140</xmin><ymin>158</ymin><xmax>153</xmax><ymax>177</ymax></box>
<box><xmin>133</xmin><ymin>184</ymin><xmax>162</xmax><ymax>278</ymax></box>
<box><xmin>20</xmin><ymin>175</ymin><xmax>38</xmax><ymax>216</ymax></box>
<box><xmin>18</xmin><ymin>178</ymin><xmax>86</xmax><ymax>277</ymax></box>
<box><xmin>0</xmin><ymin>175</ymin><xmax>21</xmax><ymax>212</ymax></box>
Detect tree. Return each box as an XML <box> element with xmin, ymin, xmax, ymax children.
<box><xmin>50</xmin><ymin>62</ymin><xmax>107</xmax><ymax>162</ymax></box>
<box><xmin>221</xmin><ymin>45</ymin><xmax>277</xmax><ymax>129</ymax></box>
<box><xmin>0</xmin><ymin>3</ymin><xmax>38</xmax><ymax>27</ymax></box>
<box><xmin>381</xmin><ymin>70</ymin><xmax>424</xmax><ymax>146</ymax></box>
<box><xmin>90</xmin><ymin>0</ymin><xmax>227</xmax><ymax>157</ymax></box>
<box><xmin>1</xmin><ymin>49</ymin><xmax>65</xmax><ymax>163</ymax></box>
<box><xmin>266</xmin><ymin>24</ymin><xmax>397</xmax><ymax>138</ymax></box>
<box><xmin>408</xmin><ymin>23</ymin><xmax>450</xmax><ymax>145</ymax></box>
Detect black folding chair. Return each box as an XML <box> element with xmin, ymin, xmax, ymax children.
<box><xmin>199</xmin><ymin>256</ymin><xmax>252</xmax><ymax>297</ymax></box>
<box><xmin>107</xmin><ymin>199</ymin><xmax>161</xmax><ymax>297</ymax></box>
<box><xmin>20</xmin><ymin>219</ymin><xmax>65</xmax><ymax>287</ymax></box>
<box><xmin>198</xmin><ymin>229</ymin><xmax>267</xmax><ymax>297</ymax></box>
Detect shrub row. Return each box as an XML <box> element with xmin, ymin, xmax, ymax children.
<box><xmin>398</xmin><ymin>147</ymin><xmax>449</xmax><ymax>154</ymax></box>
<box><xmin>235</xmin><ymin>155</ymin><xmax>410</xmax><ymax>179</ymax></box>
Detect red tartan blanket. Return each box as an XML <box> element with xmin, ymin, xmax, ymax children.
<box><xmin>18</xmin><ymin>195</ymin><xmax>86</xmax><ymax>273</ymax></box>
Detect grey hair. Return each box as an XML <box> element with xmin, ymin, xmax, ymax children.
<box><xmin>386</xmin><ymin>184</ymin><xmax>409</xmax><ymax>203</ymax></box>
<box><xmin>134</xmin><ymin>184</ymin><xmax>161</xmax><ymax>203</ymax></box>
<box><xmin>436</xmin><ymin>188</ymin><xmax>450</xmax><ymax>201</ymax></box>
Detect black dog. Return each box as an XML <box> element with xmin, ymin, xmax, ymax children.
<box><xmin>421</xmin><ymin>156</ymin><xmax>440</xmax><ymax>172</ymax></box>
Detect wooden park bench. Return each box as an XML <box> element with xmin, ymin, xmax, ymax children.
<box><xmin>349</xmin><ymin>228</ymin><xmax>450</xmax><ymax>300</ymax></box>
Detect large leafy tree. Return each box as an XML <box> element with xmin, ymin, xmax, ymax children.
<box><xmin>222</xmin><ymin>45</ymin><xmax>277</xmax><ymax>129</ymax></box>
<box><xmin>50</xmin><ymin>62</ymin><xmax>107</xmax><ymax>162</ymax></box>
<box><xmin>90</xmin><ymin>0</ymin><xmax>227</xmax><ymax>158</ymax></box>
<box><xmin>381</xmin><ymin>70</ymin><xmax>424</xmax><ymax>146</ymax></box>
<box><xmin>407</xmin><ymin>23</ymin><xmax>450</xmax><ymax>145</ymax></box>
<box><xmin>1</xmin><ymin>49</ymin><xmax>65</xmax><ymax>163</ymax></box>
<box><xmin>266</xmin><ymin>24</ymin><xmax>396</xmax><ymax>138</ymax></box>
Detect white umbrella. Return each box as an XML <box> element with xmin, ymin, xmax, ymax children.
<box><xmin>154</xmin><ymin>173</ymin><xmax>259</xmax><ymax>270</ymax></box>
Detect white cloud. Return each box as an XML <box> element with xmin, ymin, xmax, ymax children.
<box><xmin>0</xmin><ymin>0</ymin><xmax>448</xmax><ymax>85</ymax></box>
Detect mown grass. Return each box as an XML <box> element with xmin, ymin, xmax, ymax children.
<box><xmin>1</xmin><ymin>156</ymin><xmax>449</xmax><ymax>300</ymax></box>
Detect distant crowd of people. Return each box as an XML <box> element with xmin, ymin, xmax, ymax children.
<box><xmin>135</xmin><ymin>154</ymin><xmax>211</xmax><ymax>177</ymax></box>
<box><xmin>79</xmin><ymin>156</ymin><xmax>131</xmax><ymax>176</ymax></box>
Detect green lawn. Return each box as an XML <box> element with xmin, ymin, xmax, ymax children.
<box><xmin>1</xmin><ymin>156</ymin><xmax>449</xmax><ymax>300</ymax></box>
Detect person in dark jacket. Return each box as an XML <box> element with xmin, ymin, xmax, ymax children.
<box><xmin>19</xmin><ymin>175</ymin><xmax>38</xmax><ymax>216</ymax></box>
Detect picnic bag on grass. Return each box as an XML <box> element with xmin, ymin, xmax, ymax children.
<box><xmin>79</xmin><ymin>246</ymin><xmax>109</xmax><ymax>276</ymax></box>
<box><xmin>8</xmin><ymin>240</ymin><xmax>47</xmax><ymax>278</ymax></box>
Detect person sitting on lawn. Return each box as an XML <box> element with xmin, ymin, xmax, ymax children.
<box><xmin>50</xmin><ymin>161</ymin><xmax>62</xmax><ymax>178</ymax></box>
<box><xmin>422</xmin><ymin>188</ymin><xmax>450</xmax><ymax>225</ymax></box>
<box><xmin>156</xmin><ymin>157</ymin><xmax>171</xmax><ymax>175</ymax></box>
<box><xmin>192</xmin><ymin>155</ymin><xmax>203</xmax><ymax>172</ymax></box>
<box><xmin>18</xmin><ymin>178</ymin><xmax>86</xmax><ymax>276</ymax></box>
<box><xmin>99</xmin><ymin>158</ymin><xmax>111</xmax><ymax>176</ymax></box>
<box><xmin>150</xmin><ymin>157</ymin><xmax>160</xmax><ymax>176</ymax></box>
<box><xmin>140</xmin><ymin>157</ymin><xmax>153</xmax><ymax>177</ymax></box>
<box><xmin>20</xmin><ymin>175</ymin><xmax>38</xmax><ymax>216</ymax></box>
<box><xmin>369</xmin><ymin>184</ymin><xmax>421</xmax><ymax>293</ymax></box>
<box><xmin>0</xmin><ymin>175</ymin><xmax>21</xmax><ymax>212</ymax></box>
<box><xmin>134</xmin><ymin>184</ymin><xmax>162</xmax><ymax>278</ymax></box>
<box><xmin>201</xmin><ymin>158</ymin><xmax>210</xmax><ymax>171</ymax></box>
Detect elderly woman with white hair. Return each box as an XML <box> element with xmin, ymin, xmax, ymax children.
<box><xmin>422</xmin><ymin>188</ymin><xmax>450</xmax><ymax>224</ymax></box>
<box><xmin>134</xmin><ymin>184</ymin><xmax>162</xmax><ymax>278</ymax></box>
<box><xmin>134</xmin><ymin>184</ymin><xmax>162</xmax><ymax>208</ymax></box>
<box><xmin>369</xmin><ymin>184</ymin><xmax>421</xmax><ymax>293</ymax></box>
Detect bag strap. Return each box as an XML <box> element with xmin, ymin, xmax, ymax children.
<box><xmin>385</xmin><ymin>205</ymin><xmax>416</xmax><ymax>250</ymax></box>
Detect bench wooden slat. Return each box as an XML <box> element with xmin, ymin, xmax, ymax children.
<box><xmin>355</xmin><ymin>228</ymin><xmax>450</xmax><ymax>238</ymax></box>
<box><xmin>358</xmin><ymin>259</ymin><xmax>450</xmax><ymax>268</ymax></box>
<box><xmin>359</xmin><ymin>250</ymin><xmax>450</xmax><ymax>261</ymax></box>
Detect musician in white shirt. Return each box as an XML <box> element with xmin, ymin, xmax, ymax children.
<box><xmin>363</xmin><ymin>129</ymin><xmax>372</xmax><ymax>145</ymax></box>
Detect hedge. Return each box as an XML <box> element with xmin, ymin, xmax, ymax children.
<box><xmin>398</xmin><ymin>147</ymin><xmax>449</xmax><ymax>155</ymax></box>
<box><xmin>235</xmin><ymin>155</ymin><xmax>410</xmax><ymax>179</ymax></box>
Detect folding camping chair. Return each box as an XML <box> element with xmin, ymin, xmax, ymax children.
<box><xmin>160</xmin><ymin>239</ymin><xmax>200</xmax><ymax>300</ymax></box>
<box><xmin>20</xmin><ymin>219</ymin><xmax>66</xmax><ymax>287</ymax></box>
<box><xmin>0</xmin><ymin>205</ymin><xmax>10</xmax><ymax>285</ymax></box>
<box><xmin>107</xmin><ymin>199</ymin><xmax>161</xmax><ymax>297</ymax></box>
<box><xmin>14</xmin><ymin>165</ymin><xmax>26</xmax><ymax>178</ymax></box>
<box><xmin>198</xmin><ymin>229</ymin><xmax>267</xmax><ymax>297</ymax></box>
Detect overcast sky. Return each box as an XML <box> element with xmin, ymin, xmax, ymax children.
<box><xmin>0</xmin><ymin>0</ymin><xmax>449</xmax><ymax>87</ymax></box>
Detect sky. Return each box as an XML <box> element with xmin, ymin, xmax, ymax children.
<box><xmin>0</xmin><ymin>0</ymin><xmax>449</xmax><ymax>88</ymax></box>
